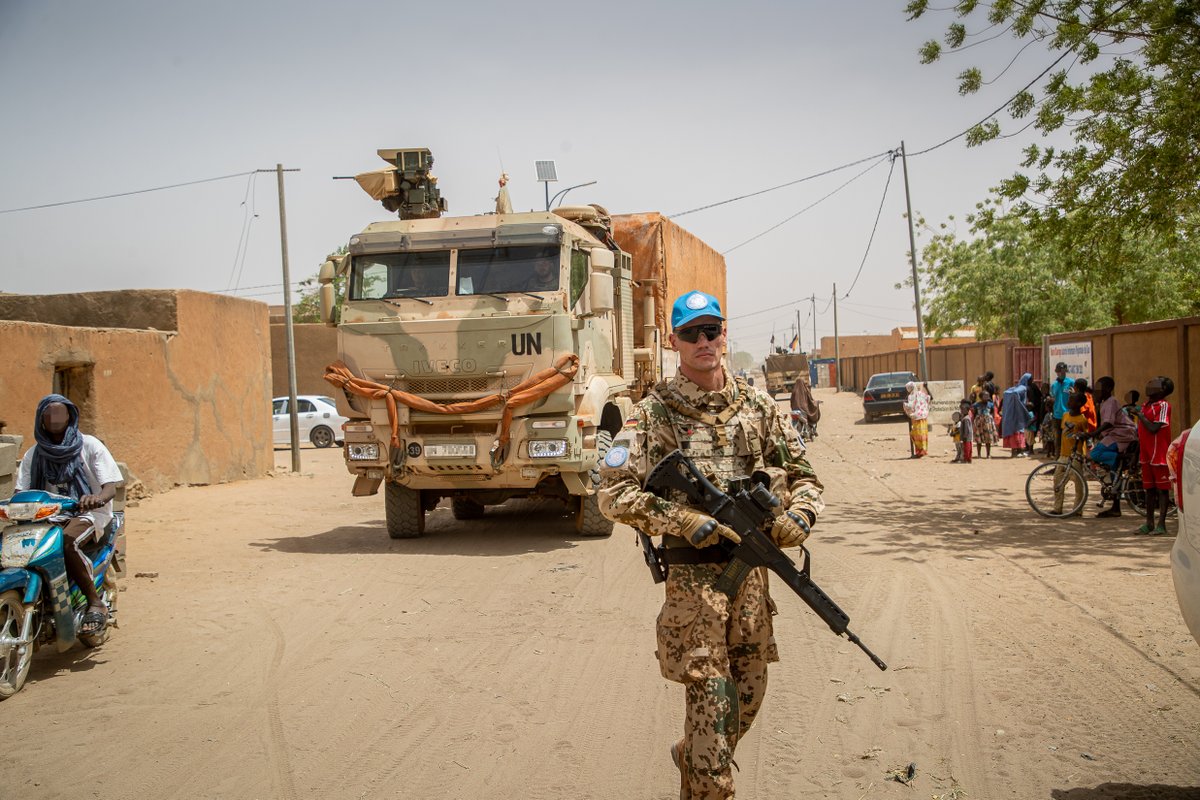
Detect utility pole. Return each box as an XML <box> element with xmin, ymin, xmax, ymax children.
<box><xmin>811</xmin><ymin>294</ymin><xmax>817</xmax><ymax>357</ymax></box>
<box><xmin>833</xmin><ymin>283</ymin><xmax>841</xmax><ymax>393</ymax></box>
<box><xmin>899</xmin><ymin>142</ymin><xmax>929</xmax><ymax>381</ymax></box>
<box><xmin>795</xmin><ymin>307</ymin><xmax>802</xmax><ymax>353</ymax></box>
<box><xmin>258</xmin><ymin>165</ymin><xmax>302</xmax><ymax>472</ymax></box>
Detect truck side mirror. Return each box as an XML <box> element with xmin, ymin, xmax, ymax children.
<box><xmin>589</xmin><ymin>248</ymin><xmax>614</xmax><ymax>272</ymax></box>
<box><xmin>319</xmin><ymin>284</ymin><xmax>336</xmax><ymax>326</ymax></box>
<box><xmin>588</xmin><ymin>247</ymin><xmax>615</xmax><ymax>312</ymax></box>
<box><xmin>318</xmin><ymin>258</ymin><xmax>338</xmax><ymax>325</ymax></box>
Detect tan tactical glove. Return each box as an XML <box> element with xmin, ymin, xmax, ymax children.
<box><xmin>678</xmin><ymin>509</ymin><xmax>741</xmax><ymax>548</ymax></box>
<box><xmin>770</xmin><ymin>510</ymin><xmax>811</xmax><ymax>548</ymax></box>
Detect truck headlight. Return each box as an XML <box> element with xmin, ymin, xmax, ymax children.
<box><xmin>348</xmin><ymin>443</ymin><xmax>380</xmax><ymax>461</ymax></box>
<box><xmin>527</xmin><ymin>439</ymin><xmax>567</xmax><ymax>459</ymax></box>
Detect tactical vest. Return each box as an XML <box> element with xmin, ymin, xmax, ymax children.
<box><xmin>649</xmin><ymin>375</ymin><xmax>766</xmax><ymax>493</ymax></box>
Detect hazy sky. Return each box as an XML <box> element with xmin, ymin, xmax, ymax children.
<box><xmin>0</xmin><ymin>1</ymin><xmax>1053</xmax><ymax>359</ymax></box>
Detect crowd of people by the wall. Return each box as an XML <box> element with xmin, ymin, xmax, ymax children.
<box><xmin>901</xmin><ymin>364</ymin><xmax>1178</xmax><ymax>534</ymax></box>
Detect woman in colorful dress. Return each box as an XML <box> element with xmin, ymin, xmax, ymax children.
<box><xmin>903</xmin><ymin>381</ymin><xmax>931</xmax><ymax>458</ymax></box>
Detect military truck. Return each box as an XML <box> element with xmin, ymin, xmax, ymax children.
<box><xmin>762</xmin><ymin>351</ymin><xmax>810</xmax><ymax>397</ymax></box>
<box><xmin>317</xmin><ymin>149</ymin><xmax>726</xmax><ymax>539</ymax></box>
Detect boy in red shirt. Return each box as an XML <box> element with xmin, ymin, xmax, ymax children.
<box><xmin>1134</xmin><ymin>376</ymin><xmax>1174</xmax><ymax>535</ymax></box>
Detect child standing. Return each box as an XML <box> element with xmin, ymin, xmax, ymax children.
<box><xmin>1054</xmin><ymin>393</ymin><xmax>1090</xmax><ymax>515</ymax></box>
<box><xmin>959</xmin><ymin>399</ymin><xmax>975</xmax><ymax>463</ymax></box>
<box><xmin>950</xmin><ymin>411</ymin><xmax>964</xmax><ymax>462</ymax></box>
<box><xmin>1134</xmin><ymin>376</ymin><xmax>1174</xmax><ymax>535</ymax></box>
<box><xmin>973</xmin><ymin>391</ymin><xmax>996</xmax><ymax>458</ymax></box>
<box><xmin>1039</xmin><ymin>396</ymin><xmax>1058</xmax><ymax>458</ymax></box>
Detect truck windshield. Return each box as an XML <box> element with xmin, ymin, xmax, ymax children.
<box><xmin>349</xmin><ymin>251</ymin><xmax>451</xmax><ymax>300</ymax></box>
<box><xmin>456</xmin><ymin>245</ymin><xmax>560</xmax><ymax>295</ymax></box>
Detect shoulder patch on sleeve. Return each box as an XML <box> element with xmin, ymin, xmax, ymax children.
<box><xmin>603</xmin><ymin>446</ymin><xmax>629</xmax><ymax>468</ymax></box>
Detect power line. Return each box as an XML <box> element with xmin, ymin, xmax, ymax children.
<box><xmin>722</xmin><ymin>155</ymin><xmax>890</xmax><ymax>255</ymax></box>
<box><xmin>669</xmin><ymin>150</ymin><xmax>893</xmax><ymax>219</ymax></box>
<box><xmin>0</xmin><ymin>170</ymin><xmax>256</xmax><ymax>214</ymax></box>
<box><xmin>841</xmin><ymin>151</ymin><xmax>899</xmax><ymax>299</ymax></box>
<box><xmin>226</xmin><ymin>172</ymin><xmax>261</xmax><ymax>292</ymax></box>
<box><xmin>727</xmin><ymin>295</ymin><xmax>828</xmax><ymax>322</ymax></box>
<box><xmin>908</xmin><ymin>47</ymin><xmax>1073</xmax><ymax>156</ymax></box>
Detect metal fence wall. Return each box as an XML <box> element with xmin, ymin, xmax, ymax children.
<box><xmin>1045</xmin><ymin>316</ymin><xmax>1198</xmax><ymax>438</ymax></box>
<box><xmin>839</xmin><ymin>339</ymin><xmax>1019</xmax><ymax>395</ymax></box>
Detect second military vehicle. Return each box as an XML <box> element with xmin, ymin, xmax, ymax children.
<box><xmin>317</xmin><ymin>149</ymin><xmax>726</xmax><ymax>539</ymax></box>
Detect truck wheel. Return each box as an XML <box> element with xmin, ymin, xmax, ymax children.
<box><xmin>451</xmin><ymin>497</ymin><xmax>485</xmax><ymax>520</ymax></box>
<box><xmin>576</xmin><ymin>432</ymin><xmax>615</xmax><ymax>538</ymax></box>
<box><xmin>385</xmin><ymin>482</ymin><xmax>425</xmax><ymax>539</ymax></box>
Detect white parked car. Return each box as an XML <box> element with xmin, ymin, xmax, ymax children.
<box><xmin>272</xmin><ymin>395</ymin><xmax>347</xmax><ymax>449</ymax></box>
<box><xmin>1169</xmin><ymin>420</ymin><xmax>1199</xmax><ymax>645</ymax></box>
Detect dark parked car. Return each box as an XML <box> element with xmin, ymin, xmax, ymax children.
<box><xmin>862</xmin><ymin>371</ymin><xmax>917</xmax><ymax>421</ymax></box>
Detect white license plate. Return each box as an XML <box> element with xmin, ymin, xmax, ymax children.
<box><xmin>424</xmin><ymin>444</ymin><xmax>476</xmax><ymax>458</ymax></box>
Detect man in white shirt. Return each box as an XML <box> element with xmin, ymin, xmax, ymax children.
<box><xmin>15</xmin><ymin>395</ymin><xmax>123</xmax><ymax>634</ymax></box>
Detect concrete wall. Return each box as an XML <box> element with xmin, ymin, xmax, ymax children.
<box><xmin>0</xmin><ymin>290</ymin><xmax>273</xmax><ymax>493</ymax></box>
<box><xmin>1047</xmin><ymin>316</ymin><xmax>1199</xmax><ymax>439</ymax></box>
<box><xmin>270</xmin><ymin>323</ymin><xmax>339</xmax><ymax>398</ymax></box>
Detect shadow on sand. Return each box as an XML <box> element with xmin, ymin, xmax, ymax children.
<box><xmin>248</xmin><ymin>497</ymin><xmax>611</xmax><ymax>558</ymax></box>
<box><xmin>1051</xmin><ymin>784</ymin><xmax>1200</xmax><ymax>800</ymax></box>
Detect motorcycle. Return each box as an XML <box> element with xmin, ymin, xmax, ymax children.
<box><xmin>790</xmin><ymin>408</ymin><xmax>819</xmax><ymax>443</ymax></box>
<box><xmin>0</xmin><ymin>490</ymin><xmax>122</xmax><ymax>699</ymax></box>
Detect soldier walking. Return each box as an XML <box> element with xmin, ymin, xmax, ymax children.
<box><xmin>599</xmin><ymin>290</ymin><xmax>824</xmax><ymax>799</ymax></box>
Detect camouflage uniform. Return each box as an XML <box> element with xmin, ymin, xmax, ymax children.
<box><xmin>598</xmin><ymin>366</ymin><xmax>823</xmax><ymax>800</ymax></box>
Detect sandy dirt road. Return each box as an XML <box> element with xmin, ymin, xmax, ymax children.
<box><xmin>6</xmin><ymin>388</ymin><xmax>1199</xmax><ymax>799</ymax></box>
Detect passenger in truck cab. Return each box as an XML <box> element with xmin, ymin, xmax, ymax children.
<box><xmin>523</xmin><ymin>258</ymin><xmax>559</xmax><ymax>292</ymax></box>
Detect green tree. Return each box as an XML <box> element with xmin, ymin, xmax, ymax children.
<box><xmin>910</xmin><ymin>199</ymin><xmax>1200</xmax><ymax>342</ymax></box>
<box><xmin>293</xmin><ymin>247</ymin><xmax>348</xmax><ymax>323</ymax></box>
<box><xmin>907</xmin><ymin>0</ymin><xmax>1200</xmax><ymax>246</ymax></box>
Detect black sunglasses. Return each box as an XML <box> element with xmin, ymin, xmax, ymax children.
<box><xmin>675</xmin><ymin>323</ymin><xmax>724</xmax><ymax>343</ymax></box>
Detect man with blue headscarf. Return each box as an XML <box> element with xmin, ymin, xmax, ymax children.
<box><xmin>15</xmin><ymin>395</ymin><xmax>123</xmax><ymax>634</ymax></box>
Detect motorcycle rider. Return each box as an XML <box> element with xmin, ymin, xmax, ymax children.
<box><xmin>789</xmin><ymin>376</ymin><xmax>821</xmax><ymax>438</ymax></box>
<box><xmin>15</xmin><ymin>395</ymin><xmax>122</xmax><ymax>635</ymax></box>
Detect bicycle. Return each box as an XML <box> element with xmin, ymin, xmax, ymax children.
<box><xmin>1026</xmin><ymin>437</ymin><xmax>1176</xmax><ymax>519</ymax></box>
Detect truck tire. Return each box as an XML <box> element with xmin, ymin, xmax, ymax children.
<box><xmin>576</xmin><ymin>431</ymin><xmax>615</xmax><ymax>538</ymax></box>
<box><xmin>385</xmin><ymin>481</ymin><xmax>425</xmax><ymax>539</ymax></box>
<box><xmin>451</xmin><ymin>497</ymin><xmax>485</xmax><ymax>520</ymax></box>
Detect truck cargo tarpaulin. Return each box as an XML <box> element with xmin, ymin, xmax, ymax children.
<box><xmin>610</xmin><ymin>213</ymin><xmax>728</xmax><ymax>340</ymax></box>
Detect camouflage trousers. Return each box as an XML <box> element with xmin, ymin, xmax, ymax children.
<box><xmin>656</xmin><ymin>564</ymin><xmax>778</xmax><ymax>800</ymax></box>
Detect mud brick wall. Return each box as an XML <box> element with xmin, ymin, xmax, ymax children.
<box><xmin>0</xmin><ymin>290</ymin><xmax>273</xmax><ymax>493</ymax></box>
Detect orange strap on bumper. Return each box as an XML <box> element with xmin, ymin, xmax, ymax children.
<box><xmin>323</xmin><ymin>354</ymin><xmax>580</xmax><ymax>456</ymax></box>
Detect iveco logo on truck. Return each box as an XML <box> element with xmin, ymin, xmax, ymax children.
<box><xmin>412</xmin><ymin>359</ymin><xmax>478</xmax><ymax>374</ymax></box>
<box><xmin>511</xmin><ymin>333</ymin><xmax>542</xmax><ymax>356</ymax></box>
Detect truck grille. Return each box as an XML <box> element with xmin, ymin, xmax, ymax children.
<box><xmin>395</xmin><ymin>372</ymin><xmax>527</xmax><ymax>398</ymax></box>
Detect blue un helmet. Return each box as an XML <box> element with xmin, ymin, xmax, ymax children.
<box><xmin>671</xmin><ymin>291</ymin><xmax>725</xmax><ymax>330</ymax></box>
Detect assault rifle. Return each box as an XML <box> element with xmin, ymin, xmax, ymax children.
<box><xmin>643</xmin><ymin>449</ymin><xmax>887</xmax><ymax>671</ymax></box>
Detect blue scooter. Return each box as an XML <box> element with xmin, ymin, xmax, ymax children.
<box><xmin>0</xmin><ymin>490</ymin><xmax>121</xmax><ymax>699</ymax></box>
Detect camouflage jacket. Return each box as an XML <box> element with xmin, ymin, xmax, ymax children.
<box><xmin>598</xmin><ymin>367</ymin><xmax>824</xmax><ymax>538</ymax></box>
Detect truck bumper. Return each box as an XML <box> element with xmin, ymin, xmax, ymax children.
<box><xmin>343</xmin><ymin>417</ymin><xmax>594</xmax><ymax>493</ymax></box>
